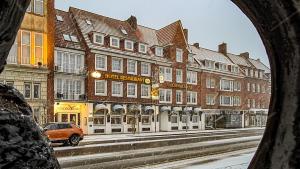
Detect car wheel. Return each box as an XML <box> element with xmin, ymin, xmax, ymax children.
<box><xmin>69</xmin><ymin>135</ymin><xmax>80</xmax><ymax>146</ymax></box>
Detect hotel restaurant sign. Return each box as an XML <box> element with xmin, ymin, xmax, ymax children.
<box><xmin>95</xmin><ymin>71</ymin><xmax>151</xmax><ymax>84</ymax></box>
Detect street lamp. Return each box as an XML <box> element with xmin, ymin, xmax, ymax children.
<box><xmin>91</xmin><ymin>71</ymin><xmax>101</xmax><ymax>78</ymax></box>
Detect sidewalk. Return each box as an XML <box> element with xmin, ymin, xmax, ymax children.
<box><xmin>81</xmin><ymin>127</ymin><xmax>264</xmax><ymax>142</ymax></box>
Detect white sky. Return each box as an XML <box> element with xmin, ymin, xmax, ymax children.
<box><xmin>55</xmin><ymin>0</ymin><xmax>269</xmax><ymax>66</ymax></box>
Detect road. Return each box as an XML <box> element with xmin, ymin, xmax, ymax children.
<box><xmin>54</xmin><ymin>128</ymin><xmax>264</xmax><ymax>169</ymax></box>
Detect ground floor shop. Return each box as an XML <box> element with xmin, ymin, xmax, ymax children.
<box><xmin>54</xmin><ymin>102</ymin><xmax>89</xmax><ymax>134</ymax></box>
<box><xmin>244</xmin><ymin>109</ymin><xmax>268</xmax><ymax>127</ymax></box>
<box><xmin>159</xmin><ymin>106</ymin><xmax>205</xmax><ymax>131</ymax></box>
<box><xmin>204</xmin><ymin>109</ymin><xmax>244</xmax><ymax>129</ymax></box>
<box><xmin>87</xmin><ymin>103</ymin><xmax>159</xmax><ymax>134</ymax></box>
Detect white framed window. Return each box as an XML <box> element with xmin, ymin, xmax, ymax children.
<box><xmin>244</xmin><ymin>68</ymin><xmax>249</xmax><ymax>76</ymax></box>
<box><xmin>257</xmin><ymin>84</ymin><xmax>261</xmax><ymax>93</ymax></box>
<box><xmin>24</xmin><ymin>83</ymin><xmax>31</xmax><ymax>99</ymax></box>
<box><xmin>262</xmin><ymin>85</ymin><xmax>266</xmax><ymax>93</ymax></box>
<box><xmin>63</xmin><ymin>34</ymin><xmax>71</xmax><ymax>41</ymax></box>
<box><xmin>141</xmin><ymin>85</ymin><xmax>150</xmax><ymax>98</ymax></box>
<box><xmin>125</xmin><ymin>40</ymin><xmax>134</xmax><ymax>51</ymax></box>
<box><xmin>259</xmin><ymin>71</ymin><xmax>264</xmax><ymax>79</ymax></box>
<box><xmin>187</xmin><ymin>71</ymin><xmax>197</xmax><ymax>84</ymax></box>
<box><xmin>55</xmin><ymin>78</ymin><xmax>85</xmax><ymax>100</ymax></box>
<box><xmin>233</xmin><ymin>96</ymin><xmax>241</xmax><ymax>106</ymax></box>
<box><xmin>176</xmin><ymin>69</ymin><xmax>183</xmax><ymax>83</ymax></box>
<box><xmin>159</xmin><ymin>67</ymin><xmax>172</xmax><ymax>82</ymax></box>
<box><xmin>127</xmin><ymin>83</ymin><xmax>137</xmax><ymax>98</ymax></box>
<box><xmin>187</xmin><ymin>91</ymin><xmax>197</xmax><ymax>104</ymax></box>
<box><xmin>34</xmin><ymin>0</ymin><xmax>44</xmax><ymax>15</ymax></box>
<box><xmin>21</xmin><ymin>31</ymin><xmax>31</xmax><ymax>65</ymax></box>
<box><xmin>252</xmin><ymin>83</ymin><xmax>256</xmax><ymax>92</ymax></box>
<box><xmin>206</xmin><ymin>60</ymin><xmax>215</xmax><ymax>69</ymax></box>
<box><xmin>93</xmin><ymin>33</ymin><xmax>104</xmax><ymax>45</ymax></box>
<box><xmin>218</xmin><ymin>63</ymin><xmax>228</xmax><ymax>71</ymax></box>
<box><xmin>206</xmin><ymin>94</ymin><xmax>215</xmax><ymax>105</ymax></box>
<box><xmin>233</xmin><ymin>81</ymin><xmax>241</xmax><ymax>91</ymax></box>
<box><xmin>220</xmin><ymin>79</ymin><xmax>233</xmax><ymax>91</ymax></box>
<box><xmin>34</xmin><ymin>33</ymin><xmax>43</xmax><ymax>65</ymax></box>
<box><xmin>252</xmin><ymin>99</ymin><xmax>256</xmax><ymax>108</ymax></box>
<box><xmin>95</xmin><ymin>55</ymin><xmax>107</xmax><ymax>71</ymax></box>
<box><xmin>141</xmin><ymin>62</ymin><xmax>151</xmax><ymax>76</ymax></box>
<box><xmin>176</xmin><ymin>48</ymin><xmax>183</xmax><ymax>62</ymax></box>
<box><xmin>171</xmin><ymin>115</ymin><xmax>178</xmax><ymax>123</ymax></box>
<box><xmin>247</xmin><ymin>83</ymin><xmax>251</xmax><ymax>91</ymax></box>
<box><xmin>112</xmin><ymin>57</ymin><xmax>123</xmax><ymax>73</ymax></box>
<box><xmin>56</xmin><ymin>15</ymin><xmax>63</xmax><ymax>21</ymax></box>
<box><xmin>7</xmin><ymin>37</ymin><xmax>18</xmax><ymax>64</ymax></box>
<box><xmin>206</xmin><ymin>78</ymin><xmax>215</xmax><ymax>88</ymax></box>
<box><xmin>220</xmin><ymin>96</ymin><xmax>233</xmax><ymax>106</ymax></box>
<box><xmin>155</xmin><ymin>47</ymin><xmax>163</xmax><ymax>56</ymax></box>
<box><xmin>176</xmin><ymin>90</ymin><xmax>182</xmax><ymax>104</ymax></box>
<box><xmin>247</xmin><ymin>99</ymin><xmax>251</xmax><ymax>108</ymax></box>
<box><xmin>159</xmin><ymin>89</ymin><xmax>172</xmax><ymax>103</ymax></box>
<box><xmin>55</xmin><ymin>51</ymin><xmax>84</xmax><ymax>73</ymax></box>
<box><xmin>127</xmin><ymin>60</ymin><xmax>137</xmax><ymax>75</ymax></box>
<box><xmin>110</xmin><ymin>36</ymin><xmax>120</xmax><ymax>48</ymax></box>
<box><xmin>33</xmin><ymin>83</ymin><xmax>41</xmax><ymax>99</ymax></box>
<box><xmin>255</xmin><ymin>70</ymin><xmax>259</xmax><ymax>78</ymax></box>
<box><xmin>112</xmin><ymin>81</ymin><xmax>123</xmax><ymax>97</ymax></box>
<box><xmin>95</xmin><ymin>80</ymin><xmax>107</xmax><ymax>96</ymax></box>
<box><xmin>70</xmin><ymin>36</ymin><xmax>78</xmax><ymax>42</ymax></box>
<box><xmin>231</xmin><ymin>65</ymin><xmax>239</xmax><ymax>73</ymax></box>
<box><xmin>139</xmin><ymin>43</ymin><xmax>147</xmax><ymax>53</ymax></box>
<box><xmin>250</xmin><ymin>69</ymin><xmax>254</xmax><ymax>77</ymax></box>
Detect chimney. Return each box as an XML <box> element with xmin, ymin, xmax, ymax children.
<box><xmin>193</xmin><ymin>43</ymin><xmax>200</xmax><ymax>49</ymax></box>
<box><xmin>240</xmin><ymin>52</ymin><xmax>250</xmax><ymax>59</ymax></box>
<box><xmin>126</xmin><ymin>15</ymin><xmax>137</xmax><ymax>30</ymax></box>
<box><xmin>218</xmin><ymin>43</ymin><xmax>227</xmax><ymax>54</ymax></box>
<box><xmin>183</xmin><ymin>28</ymin><xmax>188</xmax><ymax>42</ymax></box>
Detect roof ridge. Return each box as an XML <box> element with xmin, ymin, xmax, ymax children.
<box><xmin>137</xmin><ymin>24</ymin><xmax>157</xmax><ymax>31</ymax></box>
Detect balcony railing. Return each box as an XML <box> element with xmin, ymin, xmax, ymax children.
<box><xmin>55</xmin><ymin>93</ymin><xmax>86</xmax><ymax>101</ymax></box>
<box><xmin>54</xmin><ymin>65</ymin><xmax>87</xmax><ymax>75</ymax></box>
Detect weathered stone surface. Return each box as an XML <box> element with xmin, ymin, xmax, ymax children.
<box><xmin>232</xmin><ymin>0</ymin><xmax>300</xmax><ymax>169</ymax></box>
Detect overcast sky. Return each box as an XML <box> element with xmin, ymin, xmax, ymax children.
<box><xmin>55</xmin><ymin>0</ymin><xmax>269</xmax><ymax>66</ymax></box>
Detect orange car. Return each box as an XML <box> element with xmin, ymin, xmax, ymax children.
<box><xmin>43</xmin><ymin>122</ymin><xmax>84</xmax><ymax>146</ymax></box>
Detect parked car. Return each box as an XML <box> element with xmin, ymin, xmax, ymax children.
<box><xmin>43</xmin><ymin>122</ymin><xmax>84</xmax><ymax>146</ymax></box>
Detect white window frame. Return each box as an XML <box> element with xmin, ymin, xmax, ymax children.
<box><xmin>252</xmin><ymin>83</ymin><xmax>256</xmax><ymax>92</ymax></box>
<box><xmin>21</xmin><ymin>31</ymin><xmax>31</xmax><ymax>65</ymax></box>
<box><xmin>112</xmin><ymin>81</ymin><xmax>123</xmax><ymax>97</ymax></box>
<box><xmin>176</xmin><ymin>69</ymin><xmax>183</xmax><ymax>83</ymax></box>
<box><xmin>233</xmin><ymin>81</ymin><xmax>241</xmax><ymax>91</ymax></box>
<box><xmin>160</xmin><ymin>66</ymin><xmax>172</xmax><ymax>82</ymax></box>
<box><xmin>206</xmin><ymin>94</ymin><xmax>215</xmax><ymax>105</ymax></box>
<box><xmin>127</xmin><ymin>83</ymin><xmax>137</xmax><ymax>98</ymax></box>
<box><xmin>34</xmin><ymin>0</ymin><xmax>44</xmax><ymax>15</ymax></box>
<box><xmin>176</xmin><ymin>90</ymin><xmax>183</xmax><ymax>104</ymax></box>
<box><xmin>155</xmin><ymin>47</ymin><xmax>163</xmax><ymax>56</ymax></box>
<box><xmin>34</xmin><ymin>33</ymin><xmax>43</xmax><ymax>65</ymax></box>
<box><xmin>141</xmin><ymin>85</ymin><xmax>151</xmax><ymax>99</ymax></box>
<box><xmin>93</xmin><ymin>33</ymin><xmax>104</xmax><ymax>45</ymax></box>
<box><xmin>220</xmin><ymin>96</ymin><xmax>233</xmax><ymax>106</ymax></box>
<box><xmin>111</xmin><ymin>57</ymin><xmax>123</xmax><ymax>73</ymax></box>
<box><xmin>247</xmin><ymin>83</ymin><xmax>251</xmax><ymax>91</ymax></box>
<box><xmin>206</xmin><ymin>78</ymin><xmax>215</xmax><ymax>88</ymax></box>
<box><xmin>124</xmin><ymin>40</ymin><xmax>134</xmax><ymax>51</ymax></box>
<box><xmin>110</xmin><ymin>36</ymin><xmax>120</xmax><ymax>48</ymax></box>
<box><xmin>233</xmin><ymin>96</ymin><xmax>241</xmax><ymax>106</ymax></box>
<box><xmin>159</xmin><ymin>89</ymin><xmax>172</xmax><ymax>103</ymax></box>
<box><xmin>187</xmin><ymin>71</ymin><xmax>197</xmax><ymax>85</ymax></box>
<box><xmin>141</xmin><ymin>62</ymin><xmax>151</xmax><ymax>76</ymax></box>
<box><xmin>139</xmin><ymin>43</ymin><xmax>147</xmax><ymax>53</ymax></box>
<box><xmin>127</xmin><ymin>60</ymin><xmax>137</xmax><ymax>75</ymax></box>
<box><xmin>176</xmin><ymin>48</ymin><xmax>183</xmax><ymax>62</ymax></box>
<box><xmin>95</xmin><ymin>55</ymin><xmax>107</xmax><ymax>71</ymax></box>
<box><xmin>187</xmin><ymin>91</ymin><xmax>197</xmax><ymax>105</ymax></box>
<box><xmin>220</xmin><ymin>79</ymin><xmax>233</xmax><ymax>91</ymax></box>
<box><xmin>33</xmin><ymin>83</ymin><xmax>41</xmax><ymax>99</ymax></box>
<box><xmin>95</xmin><ymin>80</ymin><xmax>107</xmax><ymax>96</ymax></box>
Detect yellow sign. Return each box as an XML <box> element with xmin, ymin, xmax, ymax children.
<box><xmin>101</xmin><ymin>73</ymin><xmax>151</xmax><ymax>84</ymax></box>
<box><xmin>165</xmin><ymin>83</ymin><xmax>193</xmax><ymax>90</ymax></box>
<box><xmin>56</xmin><ymin>104</ymin><xmax>81</xmax><ymax>112</ymax></box>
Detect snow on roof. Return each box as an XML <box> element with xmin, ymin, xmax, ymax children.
<box><xmin>227</xmin><ymin>53</ymin><xmax>252</xmax><ymax>67</ymax></box>
<box><xmin>248</xmin><ymin>58</ymin><xmax>271</xmax><ymax>73</ymax></box>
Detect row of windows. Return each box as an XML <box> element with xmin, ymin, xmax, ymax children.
<box><xmin>55</xmin><ymin>79</ymin><xmax>85</xmax><ymax>100</ymax></box>
<box><xmin>205</xmin><ymin>60</ymin><xmax>239</xmax><ymax>74</ymax></box>
<box><xmin>7</xmin><ymin>31</ymin><xmax>43</xmax><ymax>65</ymax></box>
<box><xmin>206</xmin><ymin>95</ymin><xmax>241</xmax><ymax>106</ymax></box>
<box><xmin>244</xmin><ymin>68</ymin><xmax>265</xmax><ymax>79</ymax></box>
<box><xmin>159</xmin><ymin>67</ymin><xmax>198</xmax><ymax>84</ymax></box>
<box><xmin>92</xmin><ymin>33</ymin><xmax>183</xmax><ymax>61</ymax></box>
<box><xmin>247</xmin><ymin>99</ymin><xmax>267</xmax><ymax>109</ymax></box>
<box><xmin>206</xmin><ymin>78</ymin><xmax>241</xmax><ymax>92</ymax></box>
<box><xmin>0</xmin><ymin>81</ymin><xmax>41</xmax><ymax>99</ymax></box>
<box><xmin>95</xmin><ymin>55</ymin><xmax>151</xmax><ymax>76</ymax></box>
<box><xmin>160</xmin><ymin>89</ymin><xmax>197</xmax><ymax>104</ymax></box>
<box><xmin>247</xmin><ymin>83</ymin><xmax>267</xmax><ymax>93</ymax></box>
<box><xmin>55</xmin><ymin>51</ymin><xmax>84</xmax><ymax>74</ymax></box>
<box><xmin>95</xmin><ymin>80</ymin><xmax>151</xmax><ymax>98</ymax></box>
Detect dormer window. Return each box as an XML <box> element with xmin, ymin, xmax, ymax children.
<box><xmin>56</xmin><ymin>15</ymin><xmax>63</xmax><ymax>22</ymax></box>
<box><xmin>70</xmin><ymin>36</ymin><xmax>78</xmax><ymax>42</ymax></box>
<box><xmin>93</xmin><ymin>33</ymin><xmax>104</xmax><ymax>45</ymax></box>
<box><xmin>120</xmin><ymin>27</ymin><xmax>128</xmax><ymax>35</ymax></box>
<box><xmin>86</xmin><ymin>19</ymin><xmax>92</xmax><ymax>25</ymax></box>
<box><xmin>110</xmin><ymin>36</ymin><xmax>120</xmax><ymax>48</ymax></box>
<box><xmin>63</xmin><ymin>34</ymin><xmax>71</xmax><ymax>41</ymax></box>
<box><xmin>125</xmin><ymin>40</ymin><xmax>134</xmax><ymax>51</ymax></box>
<box><xmin>206</xmin><ymin>60</ymin><xmax>215</xmax><ymax>69</ymax></box>
<box><xmin>176</xmin><ymin>48</ymin><xmax>183</xmax><ymax>62</ymax></box>
<box><xmin>155</xmin><ymin>47</ymin><xmax>163</xmax><ymax>56</ymax></box>
<box><xmin>231</xmin><ymin>65</ymin><xmax>239</xmax><ymax>73</ymax></box>
<box><xmin>139</xmin><ymin>43</ymin><xmax>147</xmax><ymax>53</ymax></box>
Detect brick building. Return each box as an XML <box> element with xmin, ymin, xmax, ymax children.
<box><xmin>49</xmin><ymin>7</ymin><xmax>271</xmax><ymax>134</ymax></box>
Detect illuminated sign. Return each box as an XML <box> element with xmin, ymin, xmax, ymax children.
<box><xmin>98</xmin><ymin>72</ymin><xmax>151</xmax><ymax>84</ymax></box>
<box><xmin>165</xmin><ymin>83</ymin><xmax>193</xmax><ymax>90</ymax></box>
<box><xmin>56</xmin><ymin>104</ymin><xmax>81</xmax><ymax>112</ymax></box>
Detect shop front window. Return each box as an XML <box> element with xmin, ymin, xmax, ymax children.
<box><xmin>142</xmin><ymin>116</ymin><xmax>150</xmax><ymax>125</ymax></box>
<box><xmin>93</xmin><ymin>117</ymin><xmax>105</xmax><ymax>125</ymax></box>
<box><xmin>171</xmin><ymin>115</ymin><xmax>178</xmax><ymax>123</ymax></box>
<box><xmin>111</xmin><ymin>116</ymin><xmax>122</xmax><ymax>124</ymax></box>
<box><xmin>127</xmin><ymin>116</ymin><xmax>135</xmax><ymax>124</ymax></box>
<box><xmin>61</xmin><ymin>114</ymin><xmax>68</xmax><ymax>122</ymax></box>
<box><xmin>182</xmin><ymin>115</ymin><xmax>188</xmax><ymax>123</ymax></box>
<box><xmin>192</xmin><ymin>116</ymin><xmax>198</xmax><ymax>123</ymax></box>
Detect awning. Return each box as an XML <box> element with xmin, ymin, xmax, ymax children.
<box><xmin>183</xmin><ymin>107</ymin><xmax>193</xmax><ymax>114</ymax></box>
<box><xmin>193</xmin><ymin>107</ymin><xmax>202</xmax><ymax>114</ymax></box>
<box><xmin>95</xmin><ymin>104</ymin><xmax>108</xmax><ymax>111</ymax></box>
<box><xmin>128</xmin><ymin>104</ymin><xmax>140</xmax><ymax>113</ymax></box>
<box><xmin>112</xmin><ymin>104</ymin><xmax>125</xmax><ymax>112</ymax></box>
<box><xmin>160</xmin><ymin>106</ymin><xmax>171</xmax><ymax>112</ymax></box>
<box><xmin>172</xmin><ymin>107</ymin><xmax>182</xmax><ymax>112</ymax></box>
<box><xmin>144</xmin><ymin>106</ymin><xmax>154</xmax><ymax>113</ymax></box>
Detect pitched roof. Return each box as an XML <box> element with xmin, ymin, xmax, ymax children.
<box><xmin>226</xmin><ymin>53</ymin><xmax>252</xmax><ymax>67</ymax></box>
<box><xmin>189</xmin><ymin>45</ymin><xmax>234</xmax><ymax>65</ymax></box>
<box><xmin>248</xmin><ymin>58</ymin><xmax>271</xmax><ymax>73</ymax></box>
<box><xmin>156</xmin><ymin>21</ymin><xmax>181</xmax><ymax>46</ymax></box>
<box><xmin>55</xmin><ymin>9</ymin><xmax>84</xmax><ymax>50</ymax></box>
